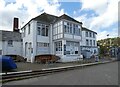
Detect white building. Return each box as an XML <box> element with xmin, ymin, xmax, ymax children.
<box><xmin>21</xmin><ymin>13</ymin><xmax>83</xmax><ymax>62</ymax></box>
<box><xmin>81</xmin><ymin>27</ymin><xmax>98</xmax><ymax>58</ymax></box>
<box><xmin>0</xmin><ymin>30</ymin><xmax>22</xmax><ymax>56</ymax></box>
<box><xmin>0</xmin><ymin>13</ymin><xmax>98</xmax><ymax>63</ymax></box>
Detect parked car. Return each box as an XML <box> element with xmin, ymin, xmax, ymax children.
<box><xmin>0</xmin><ymin>55</ymin><xmax>17</xmax><ymax>71</ymax></box>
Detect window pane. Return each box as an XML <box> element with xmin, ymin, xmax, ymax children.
<box><xmin>8</xmin><ymin>40</ymin><xmax>13</xmax><ymax>47</ymax></box>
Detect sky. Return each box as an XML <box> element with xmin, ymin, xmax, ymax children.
<box><xmin>0</xmin><ymin>0</ymin><xmax>119</xmax><ymax>40</ymax></box>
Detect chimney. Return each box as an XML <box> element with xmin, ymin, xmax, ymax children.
<box><xmin>13</xmin><ymin>17</ymin><xmax>19</xmax><ymax>32</ymax></box>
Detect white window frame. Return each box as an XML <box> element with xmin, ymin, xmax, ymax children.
<box><xmin>55</xmin><ymin>41</ymin><xmax>62</xmax><ymax>54</ymax></box>
<box><xmin>37</xmin><ymin>22</ymin><xmax>49</xmax><ymax>36</ymax></box>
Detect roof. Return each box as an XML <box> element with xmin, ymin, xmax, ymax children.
<box><xmin>82</xmin><ymin>27</ymin><xmax>97</xmax><ymax>34</ymax></box>
<box><xmin>33</xmin><ymin>13</ymin><xmax>58</xmax><ymax>24</ymax></box>
<box><xmin>56</xmin><ymin>14</ymin><xmax>82</xmax><ymax>24</ymax></box>
<box><xmin>0</xmin><ymin>30</ymin><xmax>22</xmax><ymax>41</ymax></box>
<box><xmin>21</xmin><ymin>12</ymin><xmax>82</xmax><ymax>29</ymax></box>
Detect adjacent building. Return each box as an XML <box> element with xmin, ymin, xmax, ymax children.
<box><xmin>0</xmin><ymin>18</ymin><xmax>22</xmax><ymax>56</ymax></box>
<box><xmin>0</xmin><ymin>30</ymin><xmax>22</xmax><ymax>56</ymax></box>
<box><xmin>81</xmin><ymin>27</ymin><xmax>98</xmax><ymax>58</ymax></box>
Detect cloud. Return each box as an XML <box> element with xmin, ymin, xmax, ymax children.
<box><xmin>90</xmin><ymin>0</ymin><xmax>118</xmax><ymax>29</ymax></box>
<box><xmin>0</xmin><ymin>0</ymin><xmax>65</xmax><ymax>31</ymax></box>
<box><xmin>80</xmin><ymin>0</ymin><xmax>108</xmax><ymax>15</ymax></box>
<box><xmin>74</xmin><ymin>0</ymin><xmax>119</xmax><ymax>40</ymax></box>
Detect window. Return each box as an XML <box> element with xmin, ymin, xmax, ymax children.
<box><xmin>42</xmin><ymin>25</ymin><xmax>45</xmax><ymax>36</ymax></box>
<box><xmin>78</xmin><ymin>25</ymin><xmax>81</xmax><ymax>35</ymax></box>
<box><xmin>37</xmin><ymin>42</ymin><xmax>49</xmax><ymax>47</ymax></box>
<box><xmin>37</xmin><ymin>22</ymin><xmax>48</xmax><ymax>36</ymax></box>
<box><xmin>64</xmin><ymin>22</ymin><xmax>69</xmax><ymax>33</ymax></box>
<box><xmin>63</xmin><ymin>21</ymin><xmax>81</xmax><ymax>35</ymax></box>
<box><xmin>70</xmin><ymin>23</ymin><xmax>72</xmax><ymax>33</ymax></box>
<box><xmin>93</xmin><ymin>33</ymin><xmax>95</xmax><ymax>38</ymax></box>
<box><xmin>66</xmin><ymin>41</ymin><xmax>79</xmax><ymax>55</ymax></box>
<box><xmin>93</xmin><ymin>40</ymin><xmax>96</xmax><ymax>46</ymax></box>
<box><xmin>29</xmin><ymin>43</ymin><xmax>33</xmax><ymax>53</ymax></box>
<box><xmin>28</xmin><ymin>24</ymin><xmax>30</xmax><ymax>34</ymax></box>
<box><xmin>90</xmin><ymin>32</ymin><xmax>92</xmax><ymax>37</ymax></box>
<box><xmin>86</xmin><ymin>31</ymin><xmax>88</xmax><ymax>37</ymax></box>
<box><xmin>73</xmin><ymin>24</ymin><xmax>80</xmax><ymax>36</ymax></box>
<box><xmin>37</xmin><ymin>27</ymin><xmax>41</xmax><ymax>35</ymax></box>
<box><xmin>90</xmin><ymin>40</ymin><xmax>92</xmax><ymax>46</ymax></box>
<box><xmin>53</xmin><ymin>21</ymin><xmax>63</xmax><ymax>40</ymax></box>
<box><xmin>55</xmin><ymin>41</ymin><xmax>62</xmax><ymax>52</ymax></box>
<box><xmin>75</xmin><ymin>51</ymin><xmax>78</xmax><ymax>54</ymax></box>
<box><xmin>8</xmin><ymin>40</ymin><xmax>13</xmax><ymax>47</ymax></box>
<box><xmin>64</xmin><ymin>22</ymin><xmax>72</xmax><ymax>34</ymax></box>
<box><xmin>46</xmin><ymin>26</ymin><xmax>48</xmax><ymax>36</ymax></box>
<box><xmin>86</xmin><ymin>39</ymin><xmax>89</xmax><ymax>46</ymax></box>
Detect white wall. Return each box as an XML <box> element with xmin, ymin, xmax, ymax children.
<box><xmin>37</xmin><ymin>47</ymin><xmax>50</xmax><ymax>55</ymax></box>
<box><xmin>22</xmin><ymin>20</ymin><xmax>36</xmax><ymax>62</ymax></box>
<box><xmin>22</xmin><ymin>20</ymin><xmax>51</xmax><ymax>62</ymax></box>
<box><xmin>2</xmin><ymin>41</ymin><xmax>22</xmax><ymax>56</ymax></box>
<box><xmin>81</xmin><ymin>30</ymin><xmax>97</xmax><ymax>46</ymax></box>
<box><xmin>37</xmin><ymin>36</ymin><xmax>49</xmax><ymax>43</ymax></box>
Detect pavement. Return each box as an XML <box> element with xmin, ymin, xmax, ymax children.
<box><xmin>6</xmin><ymin>57</ymin><xmax>115</xmax><ymax>72</ymax></box>
<box><xmin>3</xmin><ymin>61</ymin><xmax>118</xmax><ymax>85</ymax></box>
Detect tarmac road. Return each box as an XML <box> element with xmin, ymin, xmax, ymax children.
<box><xmin>3</xmin><ymin>62</ymin><xmax>118</xmax><ymax>85</ymax></box>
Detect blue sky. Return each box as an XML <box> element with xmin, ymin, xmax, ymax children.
<box><xmin>0</xmin><ymin>0</ymin><xmax>119</xmax><ymax>40</ymax></box>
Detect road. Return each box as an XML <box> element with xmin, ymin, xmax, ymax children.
<box><xmin>3</xmin><ymin>62</ymin><xmax>118</xmax><ymax>85</ymax></box>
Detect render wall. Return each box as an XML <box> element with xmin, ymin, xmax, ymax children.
<box><xmin>2</xmin><ymin>41</ymin><xmax>22</xmax><ymax>56</ymax></box>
